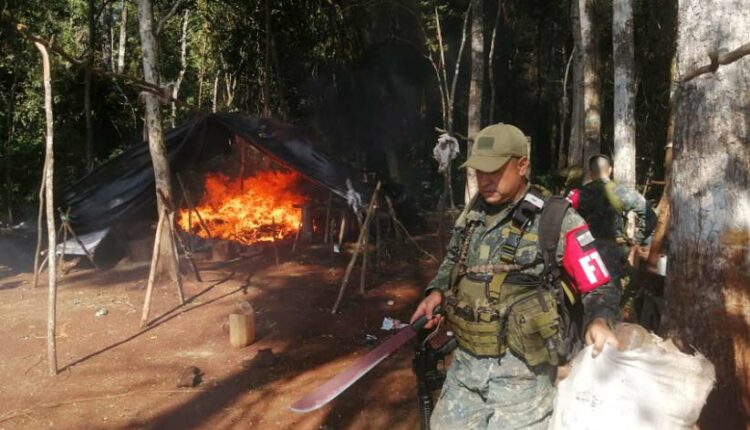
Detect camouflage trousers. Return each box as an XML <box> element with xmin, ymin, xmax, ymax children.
<box><xmin>430</xmin><ymin>348</ymin><xmax>555</xmax><ymax>430</ymax></box>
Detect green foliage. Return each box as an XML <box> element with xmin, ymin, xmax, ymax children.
<box><xmin>0</xmin><ymin>0</ymin><xmax>678</xmax><ymax>222</ymax></box>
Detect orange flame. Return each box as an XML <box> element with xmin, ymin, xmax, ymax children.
<box><xmin>177</xmin><ymin>171</ymin><xmax>306</xmax><ymax>245</ymax></box>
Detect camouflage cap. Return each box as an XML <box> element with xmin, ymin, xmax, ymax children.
<box><xmin>460</xmin><ymin>123</ymin><xmax>529</xmax><ymax>173</ymax></box>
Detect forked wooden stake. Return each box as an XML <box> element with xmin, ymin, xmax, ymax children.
<box><xmin>332</xmin><ymin>181</ymin><xmax>381</xmax><ymax>314</ymax></box>
<box><xmin>140</xmin><ymin>212</ymin><xmax>166</xmax><ymax>326</ymax></box>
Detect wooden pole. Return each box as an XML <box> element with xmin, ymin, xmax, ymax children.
<box><xmin>332</xmin><ymin>182</ymin><xmax>381</xmax><ymax>314</ymax></box>
<box><xmin>359</xmin><ymin>230</ymin><xmax>369</xmax><ymax>294</ymax></box>
<box><xmin>64</xmin><ymin>220</ymin><xmax>99</xmax><ymax>269</ymax></box>
<box><xmin>140</xmin><ymin>213</ymin><xmax>165</xmax><ymax>327</ymax></box>
<box><xmin>385</xmin><ymin>196</ymin><xmax>437</xmax><ymax>262</ymax></box>
<box><xmin>57</xmin><ymin>218</ymin><xmax>68</xmax><ymax>275</ymax></box>
<box><xmin>177</xmin><ymin>174</ymin><xmax>212</xmax><ymax>239</ymax></box>
<box><xmin>272</xmin><ymin>219</ymin><xmax>280</xmax><ymax>265</ymax></box>
<box><xmin>32</xmin><ymin>162</ymin><xmax>47</xmax><ymax>288</ymax></box>
<box><xmin>323</xmin><ymin>192</ymin><xmax>333</xmax><ymax>244</ymax></box>
<box><xmin>171</xmin><ymin>223</ymin><xmax>202</xmax><ymax>282</ymax></box>
<box><xmin>291</xmin><ymin>223</ymin><xmax>301</xmax><ymax>253</ymax></box>
<box><xmin>375</xmin><ymin>212</ymin><xmax>382</xmax><ymax>272</ymax></box>
<box><xmin>34</xmin><ymin>39</ymin><xmax>58</xmax><ymax>376</ymax></box>
<box><xmin>337</xmin><ymin>213</ymin><xmax>347</xmax><ymax>249</ymax></box>
<box><xmin>167</xmin><ymin>215</ymin><xmax>185</xmax><ymax>304</ymax></box>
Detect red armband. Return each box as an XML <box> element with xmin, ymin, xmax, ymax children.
<box><xmin>566</xmin><ymin>189</ymin><xmax>580</xmax><ymax>210</ymax></box>
<box><xmin>562</xmin><ymin>225</ymin><xmax>611</xmax><ymax>293</ymax></box>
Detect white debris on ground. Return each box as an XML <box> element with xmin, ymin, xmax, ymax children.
<box><xmin>380</xmin><ymin>317</ymin><xmax>407</xmax><ymax>331</ymax></box>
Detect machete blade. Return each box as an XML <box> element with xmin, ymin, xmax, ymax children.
<box><xmin>290</xmin><ymin>324</ymin><xmax>418</xmax><ymax>413</ymax></box>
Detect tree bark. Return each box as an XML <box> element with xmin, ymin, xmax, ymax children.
<box><xmin>101</xmin><ymin>1</ymin><xmax>114</xmax><ymax>70</ymax></box>
<box><xmin>612</xmin><ymin>0</ymin><xmax>636</xmax><ymax>187</ymax></box>
<box><xmin>116</xmin><ymin>0</ymin><xmax>128</xmax><ymax>73</ymax></box>
<box><xmin>580</xmin><ymin>0</ymin><xmax>601</xmax><ymax>164</ymax></box>
<box><xmin>263</xmin><ymin>0</ymin><xmax>272</xmax><ymax>117</ymax></box>
<box><xmin>568</xmin><ymin>0</ymin><xmax>601</xmax><ymax>168</ymax></box>
<box><xmin>567</xmin><ymin>0</ymin><xmax>584</xmax><ymax>168</ymax></box>
<box><xmin>33</xmin><ymin>40</ymin><xmax>57</xmax><ymax>376</ymax></box>
<box><xmin>558</xmin><ymin>47</ymin><xmax>575</xmax><ymax>170</ymax></box>
<box><xmin>465</xmin><ymin>0</ymin><xmax>483</xmax><ymax>204</ymax></box>
<box><xmin>137</xmin><ymin>0</ymin><xmax>177</xmax><ymax>279</ymax></box>
<box><xmin>662</xmin><ymin>1</ymin><xmax>750</xmax><ymax>426</ymax></box>
<box><xmin>85</xmin><ymin>0</ymin><xmax>96</xmax><ymax>171</ymax></box>
<box><xmin>487</xmin><ymin>0</ymin><xmax>502</xmax><ymax>124</ymax></box>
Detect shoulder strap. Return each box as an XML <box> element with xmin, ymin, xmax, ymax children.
<box><xmin>538</xmin><ymin>196</ymin><xmax>570</xmax><ymax>276</ymax></box>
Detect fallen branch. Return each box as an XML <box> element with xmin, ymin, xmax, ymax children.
<box><xmin>679</xmin><ymin>42</ymin><xmax>750</xmax><ymax>83</ymax></box>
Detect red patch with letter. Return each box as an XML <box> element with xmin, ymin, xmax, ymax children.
<box><xmin>562</xmin><ymin>225</ymin><xmax>611</xmax><ymax>293</ymax></box>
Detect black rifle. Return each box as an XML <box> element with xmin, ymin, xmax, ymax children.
<box><xmin>412</xmin><ymin>327</ymin><xmax>457</xmax><ymax>430</ymax></box>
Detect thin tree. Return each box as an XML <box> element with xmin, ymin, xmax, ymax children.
<box><xmin>612</xmin><ymin>0</ymin><xmax>636</xmax><ymax>187</ymax></box>
<box><xmin>465</xmin><ymin>0</ymin><xmax>483</xmax><ymax>203</ymax></box>
<box><xmin>568</xmin><ymin>0</ymin><xmax>601</xmax><ymax>168</ymax></box>
<box><xmin>85</xmin><ymin>0</ymin><xmax>95</xmax><ymax>171</ymax></box>
<box><xmin>116</xmin><ymin>0</ymin><xmax>128</xmax><ymax>73</ymax></box>
<box><xmin>33</xmin><ymin>39</ymin><xmax>58</xmax><ymax>376</ymax></box>
<box><xmin>662</xmin><ymin>1</ymin><xmax>750</xmax><ymax>426</ymax></box>
<box><xmin>137</xmin><ymin>0</ymin><xmax>181</xmax><ymax>317</ymax></box>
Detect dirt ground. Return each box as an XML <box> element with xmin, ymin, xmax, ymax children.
<box><xmin>0</xmin><ymin>233</ymin><xmax>442</xmax><ymax>430</ymax></box>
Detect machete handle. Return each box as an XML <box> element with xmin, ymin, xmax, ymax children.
<box><xmin>411</xmin><ymin>305</ymin><xmax>444</xmax><ymax>332</ymax></box>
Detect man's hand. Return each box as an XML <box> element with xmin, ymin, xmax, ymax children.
<box><xmin>585</xmin><ymin>317</ymin><xmax>619</xmax><ymax>357</ymax></box>
<box><xmin>410</xmin><ymin>291</ymin><xmax>444</xmax><ymax>329</ymax></box>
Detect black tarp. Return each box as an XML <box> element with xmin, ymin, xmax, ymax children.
<box><xmin>59</xmin><ymin>113</ymin><xmax>376</xmax><ymax>234</ymax></box>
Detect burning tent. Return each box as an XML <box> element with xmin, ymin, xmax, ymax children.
<box><xmin>57</xmin><ymin>113</ymin><xmax>416</xmax><ymax>256</ymax></box>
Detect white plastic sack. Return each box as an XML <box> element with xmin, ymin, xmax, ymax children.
<box><xmin>433</xmin><ymin>133</ymin><xmax>459</xmax><ymax>173</ymax></box>
<box><xmin>550</xmin><ymin>326</ymin><xmax>715</xmax><ymax>430</ymax></box>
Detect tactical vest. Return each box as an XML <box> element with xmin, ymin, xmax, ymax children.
<box><xmin>443</xmin><ymin>187</ymin><xmax>579</xmax><ymax>367</ymax></box>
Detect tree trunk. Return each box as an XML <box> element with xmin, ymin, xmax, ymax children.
<box><xmin>212</xmin><ymin>72</ymin><xmax>219</xmax><ymax>113</ymax></box>
<box><xmin>101</xmin><ymin>2</ymin><xmax>114</xmax><ymax>70</ymax></box>
<box><xmin>487</xmin><ymin>0</ymin><xmax>502</xmax><ymax>124</ymax></box>
<box><xmin>263</xmin><ymin>0</ymin><xmax>272</xmax><ymax>117</ymax></box>
<box><xmin>569</xmin><ymin>0</ymin><xmax>601</xmax><ymax>168</ymax></box>
<box><xmin>171</xmin><ymin>8</ymin><xmax>189</xmax><ymax>128</ymax></box>
<box><xmin>117</xmin><ymin>0</ymin><xmax>128</xmax><ymax>73</ymax></box>
<box><xmin>465</xmin><ymin>0</ymin><xmax>483</xmax><ymax>204</ymax></box>
<box><xmin>385</xmin><ymin>146</ymin><xmax>401</xmax><ymax>183</ymax></box>
<box><xmin>558</xmin><ymin>47</ymin><xmax>575</xmax><ymax>170</ymax></box>
<box><xmin>33</xmin><ymin>40</ymin><xmax>57</xmax><ymax>376</ymax></box>
<box><xmin>612</xmin><ymin>0</ymin><xmax>636</xmax><ymax>187</ymax></box>
<box><xmin>85</xmin><ymin>0</ymin><xmax>96</xmax><ymax>171</ymax></box>
<box><xmin>137</xmin><ymin>0</ymin><xmax>177</xmax><ymax>278</ymax></box>
<box><xmin>567</xmin><ymin>0</ymin><xmax>584</xmax><ymax>168</ymax></box>
<box><xmin>580</xmin><ymin>0</ymin><xmax>601</xmax><ymax>164</ymax></box>
<box><xmin>196</xmin><ymin>25</ymin><xmax>207</xmax><ymax>108</ymax></box>
<box><xmin>662</xmin><ymin>1</ymin><xmax>750</xmax><ymax>427</ymax></box>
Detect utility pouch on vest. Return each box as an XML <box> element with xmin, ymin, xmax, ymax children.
<box><xmin>507</xmin><ymin>290</ymin><xmax>562</xmax><ymax>366</ymax></box>
<box><xmin>444</xmin><ymin>289</ymin><xmax>507</xmax><ymax>357</ymax></box>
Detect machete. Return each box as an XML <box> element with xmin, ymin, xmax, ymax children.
<box><xmin>289</xmin><ymin>307</ymin><xmax>442</xmax><ymax>413</ymax></box>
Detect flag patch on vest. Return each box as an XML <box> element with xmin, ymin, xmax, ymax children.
<box><xmin>562</xmin><ymin>225</ymin><xmax>611</xmax><ymax>293</ymax></box>
<box><xmin>576</xmin><ymin>229</ymin><xmax>595</xmax><ymax>247</ymax></box>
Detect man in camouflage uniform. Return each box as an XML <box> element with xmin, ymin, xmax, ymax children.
<box><xmin>411</xmin><ymin>124</ymin><xmax>620</xmax><ymax>429</ymax></box>
<box><xmin>577</xmin><ymin>155</ymin><xmax>656</xmax><ymax>290</ymax></box>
